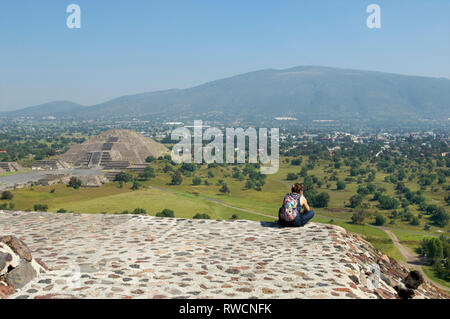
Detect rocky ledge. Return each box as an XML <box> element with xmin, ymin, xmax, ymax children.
<box><xmin>0</xmin><ymin>210</ymin><xmax>447</xmax><ymax>299</ymax></box>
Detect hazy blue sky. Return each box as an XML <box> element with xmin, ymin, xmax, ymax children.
<box><xmin>1</xmin><ymin>0</ymin><xmax>449</xmax><ymax>111</ymax></box>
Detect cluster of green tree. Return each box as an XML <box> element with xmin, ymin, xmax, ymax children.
<box><xmin>115</xmin><ymin>169</ymin><xmax>154</xmax><ymax>190</ymax></box>
<box><xmin>301</xmin><ymin>175</ymin><xmax>330</xmax><ymax>208</ymax></box>
<box><xmin>0</xmin><ymin>123</ymin><xmax>87</xmax><ymax>163</ymax></box>
<box><xmin>241</xmin><ymin>164</ymin><xmax>266</xmax><ymax>191</ymax></box>
<box><xmin>419</xmin><ymin>204</ymin><xmax>449</xmax><ymax>227</ymax></box>
<box><xmin>418</xmin><ymin>236</ymin><xmax>450</xmax><ymax>282</ymax></box>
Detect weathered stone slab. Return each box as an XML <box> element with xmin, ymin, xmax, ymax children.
<box><xmin>0</xmin><ymin>235</ymin><xmax>32</xmax><ymax>262</ymax></box>
<box><xmin>5</xmin><ymin>259</ymin><xmax>37</xmax><ymax>289</ymax></box>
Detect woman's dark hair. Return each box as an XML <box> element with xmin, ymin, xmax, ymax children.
<box><xmin>291</xmin><ymin>183</ymin><xmax>303</xmax><ymax>194</ymax></box>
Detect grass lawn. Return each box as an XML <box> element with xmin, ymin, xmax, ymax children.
<box><xmin>422</xmin><ymin>266</ymin><xmax>450</xmax><ymax>290</ymax></box>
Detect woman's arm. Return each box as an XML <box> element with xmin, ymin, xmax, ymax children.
<box><xmin>301</xmin><ymin>196</ymin><xmax>311</xmax><ymax>212</ymax></box>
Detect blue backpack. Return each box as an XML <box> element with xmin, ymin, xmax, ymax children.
<box><xmin>279</xmin><ymin>193</ymin><xmax>300</xmax><ymax>222</ymax></box>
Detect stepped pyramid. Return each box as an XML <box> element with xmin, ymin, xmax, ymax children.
<box><xmin>59</xmin><ymin>129</ymin><xmax>168</xmax><ymax>168</ymax></box>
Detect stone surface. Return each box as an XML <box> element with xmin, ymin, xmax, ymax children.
<box><xmin>0</xmin><ymin>210</ymin><xmax>447</xmax><ymax>299</ymax></box>
<box><xmin>0</xmin><ymin>235</ymin><xmax>32</xmax><ymax>262</ymax></box>
<box><xmin>5</xmin><ymin>259</ymin><xmax>37</xmax><ymax>289</ymax></box>
<box><xmin>0</xmin><ymin>252</ymin><xmax>12</xmax><ymax>275</ymax></box>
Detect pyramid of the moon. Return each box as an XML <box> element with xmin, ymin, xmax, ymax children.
<box><xmin>59</xmin><ymin>129</ymin><xmax>169</xmax><ymax>168</ymax></box>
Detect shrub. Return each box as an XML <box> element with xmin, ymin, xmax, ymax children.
<box><xmin>231</xmin><ymin>214</ymin><xmax>238</xmax><ymax>220</ymax></box>
<box><xmin>131</xmin><ymin>181</ymin><xmax>141</xmax><ymax>190</ymax></box>
<box><xmin>219</xmin><ymin>184</ymin><xmax>230</xmax><ymax>194</ymax></box>
<box><xmin>310</xmin><ymin>192</ymin><xmax>330</xmax><ymax>208</ymax></box>
<box><xmin>57</xmin><ymin>208</ymin><xmax>67</xmax><ymax>213</ymax></box>
<box><xmin>171</xmin><ymin>172</ymin><xmax>183</xmax><ymax>185</ymax></box>
<box><xmin>34</xmin><ymin>204</ymin><xmax>48</xmax><ymax>212</ymax></box>
<box><xmin>349</xmin><ymin>194</ymin><xmax>364</xmax><ymax>208</ymax></box>
<box><xmin>193</xmin><ymin>213</ymin><xmax>211</xmax><ymax>219</ymax></box>
<box><xmin>115</xmin><ymin>172</ymin><xmax>134</xmax><ymax>183</ymax></box>
<box><xmin>1</xmin><ymin>191</ymin><xmax>13</xmax><ymax>200</ymax></box>
<box><xmin>286</xmin><ymin>173</ymin><xmax>297</xmax><ymax>181</ymax></box>
<box><xmin>336</xmin><ymin>181</ymin><xmax>346</xmax><ymax>190</ymax></box>
<box><xmin>145</xmin><ymin>156</ymin><xmax>156</xmax><ymax>163</ymax></box>
<box><xmin>156</xmin><ymin>209</ymin><xmax>175</xmax><ymax>218</ymax></box>
<box><xmin>378</xmin><ymin>195</ymin><xmax>400</xmax><ymax>210</ymax></box>
<box><xmin>430</xmin><ymin>207</ymin><xmax>449</xmax><ymax>227</ymax></box>
<box><xmin>374</xmin><ymin>214</ymin><xmax>387</xmax><ymax>226</ymax></box>
<box><xmin>192</xmin><ymin>177</ymin><xmax>202</xmax><ymax>185</ymax></box>
<box><xmin>141</xmin><ymin>166</ymin><xmax>156</xmax><ymax>179</ymax></box>
<box><xmin>133</xmin><ymin>208</ymin><xmax>147</xmax><ymax>215</ymax></box>
<box><xmin>67</xmin><ymin>177</ymin><xmax>82</xmax><ymax>189</ymax></box>
<box><xmin>351</xmin><ymin>211</ymin><xmax>367</xmax><ymax>225</ymax></box>
<box><xmin>410</xmin><ymin>216</ymin><xmax>420</xmax><ymax>226</ymax></box>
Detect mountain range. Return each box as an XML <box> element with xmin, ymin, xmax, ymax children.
<box><xmin>3</xmin><ymin>66</ymin><xmax>450</xmax><ymax>122</ymax></box>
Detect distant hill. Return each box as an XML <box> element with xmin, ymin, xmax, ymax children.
<box><xmin>3</xmin><ymin>66</ymin><xmax>450</xmax><ymax>122</ymax></box>
<box><xmin>2</xmin><ymin>101</ymin><xmax>84</xmax><ymax>118</ymax></box>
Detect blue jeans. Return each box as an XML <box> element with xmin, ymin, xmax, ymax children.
<box><xmin>279</xmin><ymin>210</ymin><xmax>315</xmax><ymax>227</ymax></box>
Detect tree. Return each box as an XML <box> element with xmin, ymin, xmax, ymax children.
<box><xmin>336</xmin><ymin>181</ymin><xmax>346</xmax><ymax>190</ymax></box>
<box><xmin>430</xmin><ymin>207</ymin><xmax>449</xmax><ymax>227</ymax></box>
<box><xmin>349</xmin><ymin>194</ymin><xmax>364</xmax><ymax>208</ymax></box>
<box><xmin>141</xmin><ymin>166</ymin><xmax>156</xmax><ymax>179</ymax></box>
<box><xmin>374</xmin><ymin>214</ymin><xmax>387</xmax><ymax>226</ymax></box>
<box><xmin>67</xmin><ymin>177</ymin><xmax>82</xmax><ymax>189</ymax></box>
<box><xmin>310</xmin><ymin>192</ymin><xmax>330</xmax><ymax>208</ymax></box>
<box><xmin>419</xmin><ymin>237</ymin><xmax>444</xmax><ymax>260</ymax></box>
<box><xmin>291</xmin><ymin>158</ymin><xmax>303</xmax><ymax>166</ymax></box>
<box><xmin>351</xmin><ymin>211</ymin><xmax>367</xmax><ymax>225</ymax></box>
<box><xmin>1</xmin><ymin>191</ymin><xmax>13</xmax><ymax>200</ymax></box>
<box><xmin>115</xmin><ymin>171</ymin><xmax>134</xmax><ymax>183</ymax></box>
<box><xmin>133</xmin><ymin>208</ymin><xmax>147</xmax><ymax>215</ymax></box>
<box><xmin>156</xmin><ymin>209</ymin><xmax>174</xmax><ymax>217</ymax></box>
<box><xmin>378</xmin><ymin>195</ymin><xmax>400</xmax><ymax>210</ymax></box>
<box><xmin>171</xmin><ymin>172</ymin><xmax>183</xmax><ymax>185</ymax></box>
<box><xmin>410</xmin><ymin>216</ymin><xmax>420</xmax><ymax>226</ymax></box>
<box><xmin>192</xmin><ymin>176</ymin><xmax>202</xmax><ymax>185</ymax></box>
<box><xmin>245</xmin><ymin>180</ymin><xmax>256</xmax><ymax>190</ymax></box>
<box><xmin>145</xmin><ymin>156</ymin><xmax>156</xmax><ymax>163</ymax></box>
<box><xmin>219</xmin><ymin>183</ymin><xmax>230</xmax><ymax>194</ymax></box>
<box><xmin>131</xmin><ymin>181</ymin><xmax>141</xmax><ymax>191</ymax></box>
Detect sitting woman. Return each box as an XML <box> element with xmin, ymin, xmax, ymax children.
<box><xmin>278</xmin><ymin>183</ymin><xmax>315</xmax><ymax>227</ymax></box>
